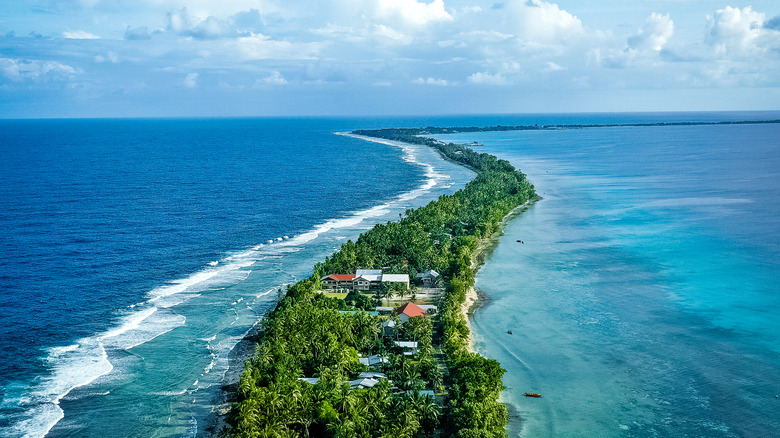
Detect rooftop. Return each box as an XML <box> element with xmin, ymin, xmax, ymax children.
<box><xmin>324</xmin><ymin>274</ymin><xmax>356</xmax><ymax>281</ymax></box>
<box><xmin>396</xmin><ymin>302</ymin><xmax>426</xmax><ymax>318</ymax></box>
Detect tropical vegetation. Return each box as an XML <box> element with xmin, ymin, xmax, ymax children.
<box><xmin>228</xmin><ymin>127</ymin><xmax>537</xmax><ymax>437</ymax></box>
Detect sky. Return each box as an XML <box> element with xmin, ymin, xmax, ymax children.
<box><xmin>1</xmin><ymin>0</ymin><xmax>779</xmax><ymax>118</ymax></box>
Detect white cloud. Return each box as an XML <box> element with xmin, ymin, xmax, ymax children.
<box><xmin>467</xmin><ymin>71</ymin><xmax>507</xmax><ymax>85</ymax></box>
<box><xmin>705</xmin><ymin>6</ymin><xmax>778</xmax><ymax>56</ymax></box>
<box><xmin>412</xmin><ymin>77</ymin><xmax>449</xmax><ymax>86</ymax></box>
<box><xmin>0</xmin><ymin>58</ymin><xmax>78</xmax><ymax>81</ymax></box>
<box><xmin>168</xmin><ymin>7</ymin><xmax>238</xmax><ymax>39</ymax></box>
<box><xmin>628</xmin><ymin>12</ymin><xmax>673</xmax><ymax>52</ymax></box>
<box><xmin>591</xmin><ymin>12</ymin><xmax>674</xmax><ymax>68</ymax></box>
<box><xmin>94</xmin><ymin>51</ymin><xmax>120</xmax><ymax>63</ymax></box>
<box><xmin>231</xmin><ymin>33</ymin><xmax>320</xmax><ymax>61</ymax></box>
<box><xmin>5</xmin><ymin>0</ymin><xmax>780</xmax><ymax>116</ymax></box>
<box><xmin>125</xmin><ymin>26</ymin><xmax>153</xmax><ymax>40</ymax></box>
<box><xmin>375</xmin><ymin>0</ymin><xmax>452</xmax><ymax>27</ymax></box>
<box><xmin>517</xmin><ymin>0</ymin><xmax>583</xmax><ymax>44</ymax></box>
<box><xmin>166</xmin><ymin>7</ymin><xmax>268</xmax><ymax>39</ymax></box>
<box><xmin>543</xmin><ymin>61</ymin><xmax>564</xmax><ymax>72</ymax></box>
<box><xmin>373</xmin><ymin>24</ymin><xmax>410</xmax><ymax>42</ymax></box>
<box><xmin>183</xmin><ymin>72</ymin><xmax>198</xmax><ymax>88</ymax></box>
<box><xmin>263</xmin><ymin>71</ymin><xmax>287</xmax><ymax>85</ymax></box>
<box><xmin>63</xmin><ymin>30</ymin><xmax>101</xmax><ymax>39</ymax></box>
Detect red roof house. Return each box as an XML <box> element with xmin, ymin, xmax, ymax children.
<box><xmin>396</xmin><ymin>302</ymin><xmax>426</xmax><ymax>322</ymax></box>
<box><xmin>321</xmin><ymin>274</ymin><xmax>356</xmax><ymax>289</ymax></box>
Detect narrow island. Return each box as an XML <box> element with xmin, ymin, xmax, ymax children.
<box><xmin>223</xmin><ymin>128</ymin><xmax>537</xmax><ymax>437</ymax></box>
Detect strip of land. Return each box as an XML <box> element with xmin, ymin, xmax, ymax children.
<box><xmin>223</xmin><ymin>128</ymin><xmax>537</xmax><ymax>438</ymax></box>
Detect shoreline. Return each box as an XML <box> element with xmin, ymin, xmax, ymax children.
<box><xmin>461</xmin><ymin>200</ymin><xmax>536</xmax><ymax>354</ymax></box>
<box><xmin>224</xmin><ymin>127</ymin><xmax>537</xmax><ymax>436</ymax></box>
<box><xmin>342</xmin><ymin>131</ymin><xmax>536</xmax><ymax>356</ymax></box>
<box><xmin>204</xmin><ymin>132</ymin><xmax>471</xmax><ymax>436</ymax></box>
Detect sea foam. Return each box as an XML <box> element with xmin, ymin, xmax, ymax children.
<box><xmin>8</xmin><ymin>131</ymin><xmax>457</xmax><ymax>438</ymax></box>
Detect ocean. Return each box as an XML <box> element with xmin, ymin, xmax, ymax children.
<box><xmin>1</xmin><ymin>113</ymin><xmax>778</xmax><ymax>437</ymax></box>
<box><xmin>435</xmin><ymin>112</ymin><xmax>780</xmax><ymax>437</ymax></box>
<box><xmin>0</xmin><ymin>117</ymin><xmax>477</xmax><ymax>437</ymax></box>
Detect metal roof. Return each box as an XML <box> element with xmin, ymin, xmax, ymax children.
<box><xmin>381</xmin><ymin>274</ymin><xmax>409</xmax><ymax>282</ymax></box>
<box><xmin>356</xmin><ymin>269</ymin><xmax>382</xmax><ymax>276</ymax></box>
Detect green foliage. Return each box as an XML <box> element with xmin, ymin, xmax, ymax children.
<box><xmin>230</xmin><ymin>128</ymin><xmax>536</xmax><ymax>437</ymax></box>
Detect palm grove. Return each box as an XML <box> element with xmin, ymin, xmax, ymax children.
<box><xmin>228</xmin><ymin>128</ymin><xmax>537</xmax><ymax>437</ymax></box>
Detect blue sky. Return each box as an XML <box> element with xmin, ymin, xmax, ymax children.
<box><xmin>1</xmin><ymin>0</ymin><xmax>779</xmax><ymax>117</ymax></box>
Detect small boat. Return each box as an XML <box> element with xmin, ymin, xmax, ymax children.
<box><xmin>507</xmin><ymin>330</ymin><xmax>513</xmax><ymax>335</ymax></box>
<box><xmin>524</xmin><ymin>393</ymin><xmax>542</xmax><ymax>398</ymax></box>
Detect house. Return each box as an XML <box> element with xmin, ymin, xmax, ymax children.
<box><xmin>394</xmin><ymin>340</ymin><xmax>419</xmax><ymax>355</ymax></box>
<box><xmin>321</xmin><ymin>274</ymin><xmax>356</xmax><ymax>290</ymax></box>
<box><xmin>394</xmin><ymin>341</ymin><xmax>419</xmax><ymax>349</ymax></box>
<box><xmin>356</xmin><ymin>269</ymin><xmax>382</xmax><ymax>276</ymax></box>
<box><xmin>350</xmin><ymin>378</ymin><xmax>381</xmax><ymax>389</ymax></box>
<box><xmin>418</xmin><ymin>304</ymin><xmax>438</xmax><ymax>314</ymax></box>
<box><xmin>382</xmin><ymin>274</ymin><xmax>410</xmax><ymax>289</ymax></box>
<box><xmin>321</xmin><ymin>270</ymin><xmax>410</xmax><ymax>291</ymax></box>
<box><xmin>381</xmin><ymin>319</ymin><xmax>397</xmax><ymax>337</ymax></box>
<box><xmin>352</xmin><ymin>274</ymin><xmax>379</xmax><ymax>291</ymax></box>
<box><xmin>359</xmin><ymin>371</ymin><xmax>386</xmax><ymax>379</ymax></box>
<box><xmin>416</xmin><ymin>269</ymin><xmax>440</xmax><ymax>287</ymax></box>
<box><xmin>359</xmin><ymin>354</ymin><xmax>389</xmax><ymax>367</ymax></box>
<box><xmin>396</xmin><ymin>302</ymin><xmax>427</xmax><ymax>323</ymax></box>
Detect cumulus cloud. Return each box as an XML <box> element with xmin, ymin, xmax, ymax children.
<box><xmin>263</xmin><ymin>71</ymin><xmax>287</xmax><ymax>85</ymax></box>
<box><xmin>373</xmin><ymin>24</ymin><xmax>410</xmax><ymax>42</ymax></box>
<box><xmin>231</xmin><ymin>33</ymin><xmax>320</xmax><ymax>61</ymax></box>
<box><xmin>183</xmin><ymin>72</ymin><xmax>198</xmax><ymax>88</ymax></box>
<box><xmin>168</xmin><ymin>8</ymin><xmax>231</xmax><ymax>38</ymax></box>
<box><xmin>591</xmin><ymin>12</ymin><xmax>674</xmax><ymax>68</ymax></box>
<box><xmin>167</xmin><ymin>7</ymin><xmax>251</xmax><ymax>39</ymax></box>
<box><xmin>516</xmin><ymin>0</ymin><xmax>583</xmax><ymax>44</ymax></box>
<box><xmin>5</xmin><ymin>0</ymin><xmax>780</xmax><ymax>115</ymax></box>
<box><xmin>467</xmin><ymin>71</ymin><xmax>507</xmax><ymax>85</ymax></box>
<box><xmin>63</xmin><ymin>30</ymin><xmax>100</xmax><ymax>39</ymax></box>
<box><xmin>0</xmin><ymin>57</ymin><xmax>78</xmax><ymax>81</ymax></box>
<box><xmin>412</xmin><ymin>77</ymin><xmax>449</xmax><ymax>86</ymax></box>
<box><xmin>543</xmin><ymin>61</ymin><xmax>565</xmax><ymax>72</ymax></box>
<box><xmin>705</xmin><ymin>6</ymin><xmax>778</xmax><ymax>56</ymax></box>
<box><xmin>94</xmin><ymin>51</ymin><xmax>119</xmax><ymax>63</ymax></box>
<box><xmin>628</xmin><ymin>13</ymin><xmax>673</xmax><ymax>51</ymax></box>
<box><xmin>125</xmin><ymin>26</ymin><xmax>153</xmax><ymax>40</ymax></box>
<box><xmin>375</xmin><ymin>0</ymin><xmax>452</xmax><ymax>27</ymax></box>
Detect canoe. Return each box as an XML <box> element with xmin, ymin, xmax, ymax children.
<box><xmin>524</xmin><ymin>393</ymin><xmax>542</xmax><ymax>398</ymax></box>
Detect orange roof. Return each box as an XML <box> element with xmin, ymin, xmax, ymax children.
<box><xmin>324</xmin><ymin>274</ymin><xmax>356</xmax><ymax>281</ymax></box>
<box><xmin>396</xmin><ymin>302</ymin><xmax>426</xmax><ymax>318</ymax></box>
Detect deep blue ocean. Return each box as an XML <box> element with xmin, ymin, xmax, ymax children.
<box><xmin>0</xmin><ymin>117</ymin><xmax>478</xmax><ymax>437</ymax></box>
<box><xmin>1</xmin><ymin>113</ymin><xmax>779</xmax><ymax>437</ymax></box>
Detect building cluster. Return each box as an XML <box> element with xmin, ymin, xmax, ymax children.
<box><xmin>301</xmin><ymin>300</ymin><xmax>439</xmax><ymax>394</ymax></box>
<box><xmin>321</xmin><ymin>269</ymin><xmax>440</xmax><ymax>291</ymax></box>
<box><xmin>321</xmin><ymin>269</ymin><xmax>409</xmax><ymax>291</ymax></box>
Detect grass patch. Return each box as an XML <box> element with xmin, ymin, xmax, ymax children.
<box><xmin>324</xmin><ymin>292</ymin><xmax>348</xmax><ymax>300</ymax></box>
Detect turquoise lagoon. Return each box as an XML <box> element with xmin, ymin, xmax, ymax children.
<box><xmin>437</xmin><ymin>119</ymin><xmax>780</xmax><ymax>437</ymax></box>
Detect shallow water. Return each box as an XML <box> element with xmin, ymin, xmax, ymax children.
<box><xmin>438</xmin><ymin>118</ymin><xmax>780</xmax><ymax>437</ymax></box>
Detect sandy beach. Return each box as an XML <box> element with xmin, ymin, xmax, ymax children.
<box><xmin>460</xmin><ymin>200</ymin><xmax>536</xmax><ymax>354</ymax></box>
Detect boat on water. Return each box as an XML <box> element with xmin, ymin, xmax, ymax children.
<box><xmin>507</xmin><ymin>330</ymin><xmax>513</xmax><ymax>335</ymax></box>
<box><xmin>524</xmin><ymin>393</ymin><xmax>542</xmax><ymax>398</ymax></box>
